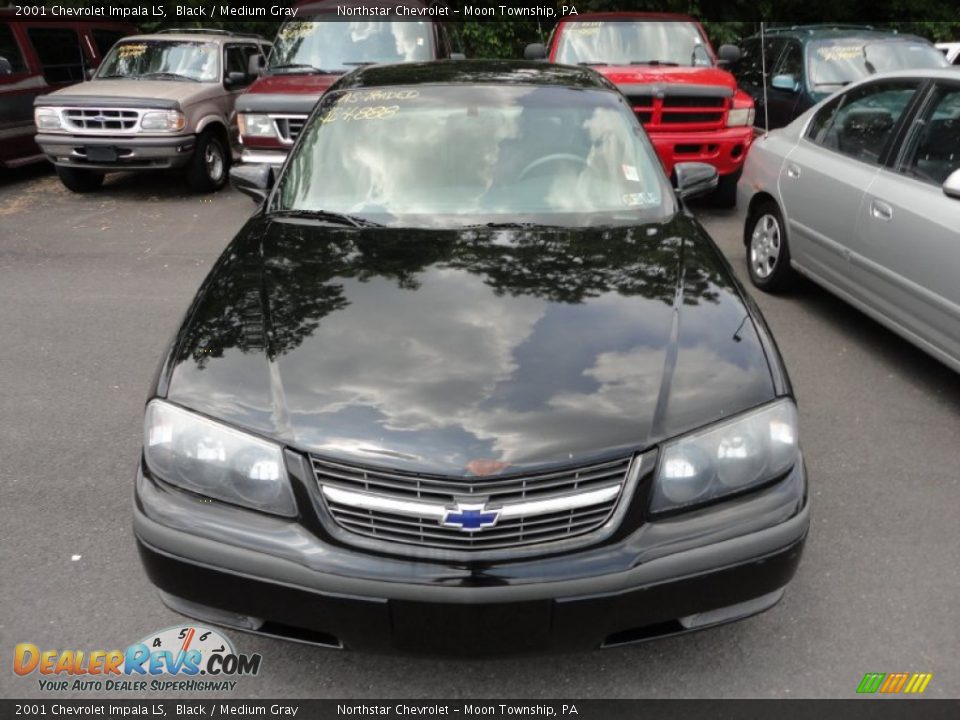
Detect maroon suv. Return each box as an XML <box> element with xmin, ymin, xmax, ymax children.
<box><xmin>0</xmin><ymin>10</ymin><xmax>136</xmax><ymax>169</ymax></box>
<box><xmin>235</xmin><ymin>0</ymin><xmax>460</xmax><ymax>166</ymax></box>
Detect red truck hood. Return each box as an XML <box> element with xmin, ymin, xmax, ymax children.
<box><xmin>244</xmin><ymin>73</ymin><xmax>341</xmax><ymax>96</ymax></box>
<box><xmin>595</xmin><ymin>65</ymin><xmax>737</xmax><ymax>92</ymax></box>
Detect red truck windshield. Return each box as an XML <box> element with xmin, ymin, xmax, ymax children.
<box><xmin>555</xmin><ymin>21</ymin><xmax>713</xmax><ymax>67</ymax></box>
<box><xmin>270</xmin><ymin>19</ymin><xmax>433</xmax><ymax>73</ymax></box>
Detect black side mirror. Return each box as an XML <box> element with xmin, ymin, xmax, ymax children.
<box><xmin>717</xmin><ymin>44</ymin><xmax>741</xmax><ymax>66</ymax></box>
<box><xmin>674</xmin><ymin>162</ymin><xmax>719</xmax><ymax>200</ymax></box>
<box><xmin>247</xmin><ymin>54</ymin><xmax>264</xmax><ymax>78</ymax></box>
<box><xmin>524</xmin><ymin>43</ymin><xmax>547</xmax><ymax>61</ymax></box>
<box><xmin>225</xmin><ymin>71</ymin><xmax>248</xmax><ymax>89</ymax></box>
<box><xmin>230</xmin><ymin>164</ymin><xmax>274</xmax><ymax>203</ymax></box>
<box><xmin>944</xmin><ymin>168</ymin><xmax>960</xmax><ymax>200</ymax></box>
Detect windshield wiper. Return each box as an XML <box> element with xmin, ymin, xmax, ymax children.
<box><xmin>577</xmin><ymin>61</ymin><xmax>609</xmax><ymax>67</ymax></box>
<box><xmin>270</xmin><ymin>209</ymin><xmax>384</xmax><ymax>228</ymax></box>
<box><xmin>630</xmin><ymin>60</ymin><xmax>681</xmax><ymax>66</ymax></box>
<box><xmin>141</xmin><ymin>72</ymin><xmax>198</xmax><ymax>82</ymax></box>
<box><xmin>342</xmin><ymin>61</ymin><xmax>377</xmax><ymax>67</ymax></box>
<box><xmin>96</xmin><ymin>74</ymin><xmax>136</xmax><ymax>79</ymax></box>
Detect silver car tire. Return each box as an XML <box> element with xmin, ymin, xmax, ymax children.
<box><xmin>746</xmin><ymin>201</ymin><xmax>794</xmax><ymax>292</ymax></box>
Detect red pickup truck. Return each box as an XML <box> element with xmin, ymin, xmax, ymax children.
<box><xmin>527</xmin><ymin>14</ymin><xmax>754</xmax><ymax>206</ymax></box>
<box><xmin>236</xmin><ymin>0</ymin><xmax>460</xmax><ymax>166</ymax></box>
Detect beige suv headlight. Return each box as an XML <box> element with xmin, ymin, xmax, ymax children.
<box><xmin>140</xmin><ymin>110</ymin><xmax>186</xmax><ymax>132</ymax></box>
<box><xmin>34</xmin><ymin>108</ymin><xmax>62</xmax><ymax>130</ymax></box>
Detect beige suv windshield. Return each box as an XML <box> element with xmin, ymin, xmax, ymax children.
<box><xmin>97</xmin><ymin>41</ymin><xmax>220</xmax><ymax>82</ymax></box>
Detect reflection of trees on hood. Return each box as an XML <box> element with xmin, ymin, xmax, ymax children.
<box><xmin>177</xmin><ymin>217</ymin><xmax>728</xmax><ymax>368</ymax></box>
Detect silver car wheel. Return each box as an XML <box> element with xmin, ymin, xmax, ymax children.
<box><xmin>205</xmin><ymin>143</ymin><xmax>224</xmax><ymax>182</ymax></box>
<box><xmin>750</xmin><ymin>213</ymin><xmax>781</xmax><ymax>279</ymax></box>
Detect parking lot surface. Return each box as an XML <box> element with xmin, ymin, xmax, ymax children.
<box><xmin>1</xmin><ymin>168</ymin><xmax>958</xmax><ymax>699</ymax></box>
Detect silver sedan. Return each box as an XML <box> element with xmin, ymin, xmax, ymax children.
<box><xmin>739</xmin><ymin>69</ymin><xmax>960</xmax><ymax>373</ymax></box>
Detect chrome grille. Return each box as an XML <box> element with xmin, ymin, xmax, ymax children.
<box><xmin>272</xmin><ymin>114</ymin><xmax>308</xmax><ymax>145</ymax></box>
<box><xmin>313</xmin><ymin>455</ymin><xmax>634</xmax><ymax>551</ymax></box>
<box><xmin>64</xmin><ymin>108</ymin><xmax>140</xmax><ymax>132</ymax></box>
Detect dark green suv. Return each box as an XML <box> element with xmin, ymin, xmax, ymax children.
<box><xmin>731</xmin><ymin>25</ymin><xmax>947</xmax><ymax>129</ymax></box>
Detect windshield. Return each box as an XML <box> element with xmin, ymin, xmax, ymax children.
<box><xmin>96</xmin><ymin>41</ymin><xmax>219</xmax><ymax>82</ymax></box>
<box><xmin>270</xmin><ymin>19</ymin><xmax>433</xmax><ymax>73</ymax></box>
<box><xmin>275</xmin><ymin>84</ymin><xmax>674</xmax><ymax>228</ymax></box>
<box><xmin>555</xmin><ymin>20</ymin><xmax>713</xmax><ymax>67</ymax></box>
<box><xmin>808</xmin><ymin>39</ymin><xmax>947</xmax><ymax>89</ymax></box>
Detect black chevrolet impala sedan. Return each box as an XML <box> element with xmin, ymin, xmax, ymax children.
<box><xmin>135</xmin><ymin>61</ymin><xmax>808</xmax><ymax>654</ymax></box>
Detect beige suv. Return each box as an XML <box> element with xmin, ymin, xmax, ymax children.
<box><xmin>33</xmin><ymin>29</ymin><xmax>268</xmax><ymax>193</ymax></box>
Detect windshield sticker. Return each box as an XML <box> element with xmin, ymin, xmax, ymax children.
<box><xmin>817</xmin><ymin>46</ymin><xmax>863</xmax><ymax>62</ymax></box>
<box><xmin>117</xmin><ymin>44</ymin><xmax>147</xmax><ymax>59</ymax></box>
<box><xmin>340</xmin><ymin>89</ymin><xmax>420</xmax><ymax>104</ymax></box>
<box><xmin>623</xmin><ymin>192</ymin><xmax>658</xmax><ymax>207</ymax></box>
<box><xmin>319</xmin><ymin>105</ymin><xmax>401</xmax><ymax>124</ymax></box>
<box><xmin>622</xmin><ymin>164</ymin><xmax>640</xmax><ymax>182</ymax></box>
<box><xmin>278</xmin><ymin>22</ymin><xmax>312</xmax><ymax>41</ymax></box>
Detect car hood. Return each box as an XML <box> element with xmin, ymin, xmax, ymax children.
<box><xmin>46</xmin><ymin>79</ymin><xmax>209</xmax><ymax>103</ymax></box>
<box><xmin>597</xmin><ymin>65</ymin><xmax>737</xmax><ymax>93</ymax></box>
<box><xmin>163</xmin><ymin>215</ymin><xmax>776</xmax><ymax>475</ymax></box>
<box><xmin>245</xmin><ymin>73</ymin><xmax>340</xmax><ymax>96</ymax></box>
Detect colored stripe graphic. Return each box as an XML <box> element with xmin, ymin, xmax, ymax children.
<box><xmin>857</xmin><ymin>673</ymin><xmax>885</xmax><ymax>694</ymax></box>
<box><xmin>857</xmin><ymin>672</ymin><xmax>932</xmax><ymax>694</ymax></box>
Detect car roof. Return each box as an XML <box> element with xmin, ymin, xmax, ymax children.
<box><xmin>746</xmin><ymin>25</ymin><xmax>928</xmax><ymax>44</ymax></box>
<box><xmin>119</xmin><ymin>33</ymin><xmax>257</xmax><ymax>44</ymax></box>
<box><xmin>560</xmin><ymin>12</ymin><xmax>696</xmax><ymax>22</ymax></box>
<box><xmin>334</xmin><ymin>59</ymin><xmax>617</xmax><ymax>92</ymax></box>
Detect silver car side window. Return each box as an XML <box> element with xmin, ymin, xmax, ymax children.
<box><xmin>899</xmin><ymin>86</ymin><xmax>960</xmax><ymax>186</ymax></box>
<box><xmin>807</xmin><ymin>81</ymin><xmax>919</xmax><ymax>166</ymax></box>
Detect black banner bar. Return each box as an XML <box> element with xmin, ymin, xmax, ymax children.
<box><xmin>3</xmin><ymin>700</ymin><xmax>960</xmax><ymax>720</ymax></box>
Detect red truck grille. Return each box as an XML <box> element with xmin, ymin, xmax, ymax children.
<box><xmin>628</xmin><ymin>95</ymin><xmax>728</xmax><ymax>132</ymax></box>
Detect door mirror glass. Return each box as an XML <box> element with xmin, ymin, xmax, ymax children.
<box><xmin>524</xmin><ymin>43</ymin><xmax>547</xmax><ymax>61</ymax></box>
<box><xmin>943</xmin><ymin>168</ymin><xmax>960</xmax><ymax>200</ymax></box>
<box><xmin>717</xmin><ymin>44</ymin><xmax>741</xmax><ymax>66</ymax></box>
<box><xmin>230</xmin><ymin>164</ymin><xmax>274</xmax><ymax>203</ymax></box>
<box><xmin>674</xmin><ymin>162</ymin><xmax>719</xmax><ymax>200</ymax></box>
<box><xmin>771</xmin><ymin>74</ymin><xmax>799</xmax><ymax>92</ymax></box>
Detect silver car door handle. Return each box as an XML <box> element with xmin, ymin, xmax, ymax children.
<box><xmin>786</xmin><ymin>163</ymin><xmax>801</xmax><ymax>179</ymax></box>
<box><xmin>870</xmin><ymin>199</ymin><xmax>893</xmax><ymax>221</ymax></box>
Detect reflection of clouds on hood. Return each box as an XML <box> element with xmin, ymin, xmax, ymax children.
<box><xmin>283</xmin><ymin>270</ymin><xmax>545</xmax><ymax>436</ymax></box>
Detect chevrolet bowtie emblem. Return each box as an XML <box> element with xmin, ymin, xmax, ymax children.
<box><xmin>465</xmin><ymin>459</ymin><xmax>511</xmax><ymax>477</ymax></box>
<box><xmin>442</xmin><ymin>503</ymin><xmax>500</xmax><ymax>532</ymax></box>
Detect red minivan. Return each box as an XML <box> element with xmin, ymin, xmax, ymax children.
<box><xmin>0</xmin><ymin>10</ymin><xmax>137</xmax><ymax>169</ymax></box>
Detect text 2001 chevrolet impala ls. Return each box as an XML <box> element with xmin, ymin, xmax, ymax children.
<box><xmin>134</xmin><ymin>61</ymin><xmax>809</xmax><ymax>655</ymax></box>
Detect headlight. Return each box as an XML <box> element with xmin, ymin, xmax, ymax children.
<box><xmin>727</xmin><ymin>107</ymin><xmax>756</xmax><ymax>127</ymax></box>
<box><xmin>237</xmin><ymin>113</ymin><xmax>277</xmax><ymax>138</ymax></box>
<box><xmin>34</xmin><ymin>108</ymin><xmax>62</xmax><ymax>130</ymax></box>
<box><xmin>651</xmin><ymin>400</ymin><xmax>798</xmax><ymax>513</ymax></box>
<box><xmin>140</xmin><ymin>111</ymin><xmax>185</xmax><ymax>131</ymax></box>
<box><xmin>143</xmin><ymin>400</ymin><xmax>296</xmax><ymax>517</ymax></box>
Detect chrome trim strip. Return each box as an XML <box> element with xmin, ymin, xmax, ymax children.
<box><xmin>321</xmin><ymin>483</ymin><xmax>623</xmax><ymax>521</ymax></box>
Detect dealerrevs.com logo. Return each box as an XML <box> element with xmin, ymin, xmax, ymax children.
<box><xmin>14</xmin><ymin>625</ymin><xmax>262</xmax><ymax>692</ymax></box>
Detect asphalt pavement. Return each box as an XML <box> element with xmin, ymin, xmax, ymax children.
<box><xmin>1</xmin><ymin>167</ymin><xmax>958</xmax><ymax>699</ymax></box>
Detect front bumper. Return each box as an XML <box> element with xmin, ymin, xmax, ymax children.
<box><xmin>36</xmin><ymin>133</ymin><xmax>196</xmax><ymax>171</ymax></box>
<box><xmin>239</xmin><ymin>148</ymin><xmax>288</xmax><ymax>166</ymax></box>
<box><xmin>649</xmin><ymin>126</ymin><xmax>754</xmax><ymax>178</ymax></box>
<box><xmin>134</xmin><ymin>450</ymin><xmax>809</xmax><ymax>655</ymax></box>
